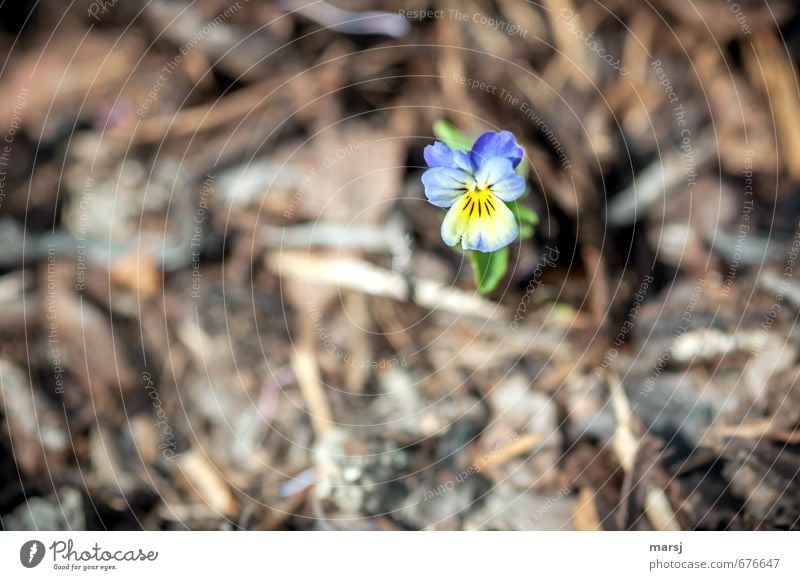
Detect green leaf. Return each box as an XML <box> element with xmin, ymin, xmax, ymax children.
<box><xmin>515</xmin><ymin>159</ymin><xmax>530</xmax><ymax>179</ymax></box>
<box><xmin>553</xmin><ymin>303</ymin><xmax>577</xmax><ymax>319</ymax></box>
<box><xmin>433</xmin><ymin>120</ymin><xmax>473</xmax><ymax>151</ymax></box>
<box><xmin>507</xmin><ymin>200</ymin><xmax>538</xmax><ymax>225</ymax></box>
<box><xmin>470</xmin><ymin>247</ymin><xmax>509</xmax><ymax>294</ymax></box>
<box><xmin>506</xmin><ymin>200</ymin><xmax>538</xmax><ymax>240</ymax></box>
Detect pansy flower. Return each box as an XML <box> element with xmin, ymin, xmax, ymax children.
<box><xmin>421</xmin><ymin>130</ymin><xmax>526</xmax><ymax>253</ymax></box>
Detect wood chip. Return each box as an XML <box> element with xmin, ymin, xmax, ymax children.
<box><xmin>176</xmin><ymin>449</ymin><xmax>238</xmax><ymax>517</ymax></box>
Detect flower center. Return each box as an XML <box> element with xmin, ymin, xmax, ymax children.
<box><xmin>460</xmin><ymin>187</ymin><xmax>497</xmax><ymax>219</ymax></box>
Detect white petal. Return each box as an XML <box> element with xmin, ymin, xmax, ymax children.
<box><xmin>461</xmin><ymin>198</ymin><xmax>519</xmax><ymax>252</ymax></box>
<box><xmin>440</xmin><ymin>197</ymin><xmax>469</xmax><ymax>246</ymax></box>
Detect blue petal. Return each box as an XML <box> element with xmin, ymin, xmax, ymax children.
<box><xmin>470</xmin><ymin>131</ymin><xmax>524</xmax><ymax>170</ymax></box>
<box><xmin>451</xmin><ymin>150</ymin><xmax>474</xmax><ymax>173</ymax></box>
<box><xmin>474</xmin><ymin>157</ymin><xmax>526</xmax><ymax>202</ymax></box>
<box><xmin>421</xmin><ymin>167</ymin><xmax>470</xmax><ymax>208</ymax></box>
<box><xmin>423</xmin><ymin>141</ymin><xmax>455</xmax><ymax>168</ymax></box>
<box><xmin>424</xmin><ymin>141</ymin><xmax>474</xmax><ymax>172</ymax></box>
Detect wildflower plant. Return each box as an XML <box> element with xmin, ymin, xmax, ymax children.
<box><xmin>422</xmin><ymin>121</ymin><xmax>538</xmax><ymax>294</ymax></box>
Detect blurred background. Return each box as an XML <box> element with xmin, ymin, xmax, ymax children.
<box><xmin>1</xmin><ymin>0</ymin><xmax>800</xmax><ymax>530</ymax></box>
